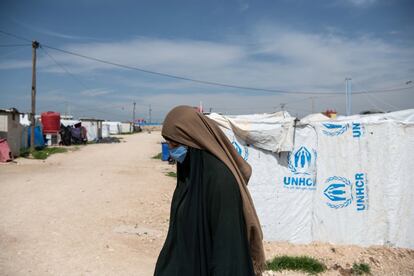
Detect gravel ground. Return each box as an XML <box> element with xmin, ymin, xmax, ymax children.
<box><xmin>1</xmin><ymin>131</ymin><xmax>413</xmax><ymax>275</ymax></box>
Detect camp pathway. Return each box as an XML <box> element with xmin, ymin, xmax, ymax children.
<box><xmin>1</xmin><ymin>131</ymin><xmax>414</xmax><ymax>275</ymax></box>
<box><xmin>0</xmin><ymin>132</ymin><xmax>175</xmax><ymax>276</ymax></box>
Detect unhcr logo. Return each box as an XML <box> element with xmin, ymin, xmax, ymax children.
<box><xmin>322</xmin><ymin>123</ymin><xmax>349</xmax><ymax>136</ymax></box>
<box><xmin>323</xmin><ymin>176</ymin><xmax>353</xmax><ymax>209</ymax></box>
<box><xmin>284</xmin><ymin>146</ymin><xmax>317</xmax><ymax>190</ymax></box>
<box><xmin>323</xmin><ymin>174</ymin><xmax>368</xmax><ymax>211</ymax></box>
<box><xmin>287</xmin><ymin>146</ymin><xmax>317</xmax><ymax>175</ymax></box>
<box><xmin>322</xmin><ymin>122</ymin><xmax>364</xmax><ymax>137</ymax></box>
<box><xmin>232</xmin><ymin>140</ymin><xmax>249</xmax><ymax>161</ymax></box>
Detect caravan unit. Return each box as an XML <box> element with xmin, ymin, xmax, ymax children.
<box><xmin>0</xmin><ymin>108</ymin><xmax>24</xmax><ymax>157</ymax></box>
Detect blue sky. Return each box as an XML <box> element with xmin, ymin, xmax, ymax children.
<box><xmin>1</xmin><ymin>0</ymin><xmax>413</xmax><ymax>122</ymax></box>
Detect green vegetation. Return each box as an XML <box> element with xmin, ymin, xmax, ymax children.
<box><xmin>166</xmin><ymin>172</ymin><xmax>177</xmax><ymax>178</ymax></box>
<box><xmin>27</xmin><ymin>147</ymin><xmax>68</xmax><ymax>160</ymax></box>
<box><xmin>352</xmin><ymin>262</ymin><xmax>371</xmax><ymax>275</ymax></box>
<box><xmin>152</xmin><ymin>152</ymin><xmax>162</xmax><ymax>159</ymax></box>
<box><xmin>266</xmin><ymin>255</ymin><xmax>326</xmax><ymax>275</ymax></box>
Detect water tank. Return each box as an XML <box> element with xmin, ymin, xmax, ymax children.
<box><xmin>161</xmin><ymin>142</ymin><xmax>170</xmax><ymax>161</ymax></box>
<box><xmin>41</xmin><ymin>111</ymin><xmax>61</xmax><ymax>134</ymax></box>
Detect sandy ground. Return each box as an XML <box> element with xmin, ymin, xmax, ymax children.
<box><xmin>1</xmin><ymin>131</ymin><xmax>413</xmax><ymax>276</ymax></box>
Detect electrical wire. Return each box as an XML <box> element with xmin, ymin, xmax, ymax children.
<box><xmin>40</xmin><ymin>44</ymin><xmax>414</xmax><ymax>96</ymax></box>
<box><xmin>0</xmin><ymin>30</ymin><xmax>33</xmax><ymax>43</ymax></box>
<box><xmin>42</xmin><ymin>44</ymin><xmax>342</xmax><ymax>95</ymax></box>
<box><xmin>0</xmin><ymin>44</ymin><xmax>31</xmax><ymax>47</ymax></box>
<box><xmin>41</xmin><ymin>46</ymin><xmax>91</xmax><ymax>91</ymax></box>
<box><xmin>352</xmin><ymin>81</ymin><xmax>401</xmax><ymax>110</ymax></box>
<box><xmin>2</xmin><ymin>29</ymin><xmax>413</xmax><ymax>96</ymax></box>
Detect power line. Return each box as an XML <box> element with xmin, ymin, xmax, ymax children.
<box><xmin>41</xmin><ymin>46</ymin><xmax>90</xmax><ymax>91</ymax></box>
<box><xmin>42</xmin><ymin>44</ymin><xmax>339</xmax><ymax>95</ymax></box>
<box><xmin>1</xmin><ymin>29</ymin><xmax>414</xmax><ymax>96</ymax></box>
<box><xmin>39</xmin><ymin>44</ymin><xmax>414</xmax><ymax>96</ymax></box>
<box><xmin>0</xmin><ymin>44</ymin><xmax>31</xmax><ymax>47</ymax></box>
<box><xmin>0</xmin><ymin>30</ymin><xmax>32</xmax><ymax>43</ymax></box>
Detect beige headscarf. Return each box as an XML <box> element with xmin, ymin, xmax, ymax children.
<box><xmin>162</xmin><ymin>106</ymin><xmax>265</xmax><ymax>274</ymax></box>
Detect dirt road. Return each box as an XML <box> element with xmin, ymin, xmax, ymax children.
<box><xmin>1</xmin><ymin>132</ymin><xmax>413</xmax><ymax>275</ymax></box>
<box><xmin>1</xmin><ymin>132</ymin><xmax>175</xmax><ymax>276</ymax></box>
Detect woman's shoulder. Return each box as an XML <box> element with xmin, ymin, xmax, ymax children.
<box><xmin>201</xmin><ymin>150</ymin><xmax>233</xmax><ymax>176</ymax></box>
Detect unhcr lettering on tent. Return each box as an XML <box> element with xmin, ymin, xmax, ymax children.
<box><xmin>321</xmin><ymin>122</ymin><xmax>364</xmax><ymax>138</ymax></box>
<box><xmin>231</xmin><ymin>140</ymin><xmax>249</xmax><ymax>161</ymax></box>
<box><xmin>322</xmin><ymin>173</ymin><xmax>368</xmax><ymax>211</ymax></box>
<box><xmin>283</xmin><ymin>146</ymin><xmax>317</xmax><ymax>191</ymax></box>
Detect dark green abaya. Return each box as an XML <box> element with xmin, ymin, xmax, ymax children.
<box><xmin>154</xmin><ymin>148</ymin><xmax>254</xmax><ymax>276</ymax></box>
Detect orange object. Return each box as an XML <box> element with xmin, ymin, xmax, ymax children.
<box><xmin>41</xmin><ymin>111</ymin><xmax>61</xmax><ymax>134</ymax></box>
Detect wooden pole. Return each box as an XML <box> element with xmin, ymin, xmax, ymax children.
<box><xmin>30</xmin><ymin>41</ymin><xmax>39</xmax><ymax>151</ymax></box>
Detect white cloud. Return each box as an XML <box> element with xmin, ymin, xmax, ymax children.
<box><xmin>0</xmin><ymin>59</ymin><xmax>31</xmax><ymax>70</ymax></box>
<box><xmin>1</xmin><ymin>25</ymin><xmax>413</xmax><ymax>118</ymax></box>
<box><xmin>80</xmin><ymin>88</ymin><xmax>112</xmax><ymax>97</ymax></box>
<box><xmin>340</xmin><ymin>0</ymin><xmax>377</xmax><ymax>6</ymax></box>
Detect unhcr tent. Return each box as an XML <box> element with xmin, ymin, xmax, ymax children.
<box><xmin>120</xmin><ymin>122</ymin><xmax>133</xmax><ymax>133</ymax></box>
<box><xmin>103</xmin><ymin>121</ymin><xmax>121</xmax><ymax>135</ymax></box>
<box><xmin>80</xmin><ymin>118</ymin><xmax>103</xmax><ymax>142</ymax></box>
<box><xmin>208</xmin><ymin>109</ymin><xmax>414</xmax><ymax>249</ymax></box>
<box><xmin>102</xmin><ymin>123</ymin><xmax>110</xmax><ymax>138</ymax></box>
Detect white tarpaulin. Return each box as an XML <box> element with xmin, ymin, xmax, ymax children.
<box><xmin>208</xmin><ymin>109</ymin><xmax>414</xmax><ymax>249</ymax></box>
<box><xmin>102</xmin><ymin>124</ymin><xmax>110</xmax><ymax>138</ymax></box>
<box><xmin>120</xmin><ymin>122</ymin><xmax>132</xmax><ymax>133</ymax></box>
<box><xmin>103</xmin><ymin>121</ymin><xmax>121</xmax><ymax>135</ymax></box>
<box><xmin>81</xmin><ymin>121</ymin><xmax>98</xmax><ymax>141</ymax></box>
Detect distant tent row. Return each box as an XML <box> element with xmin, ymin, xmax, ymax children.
<box><xmin>0</xmin><ymin>108</ymin><xmax>135</xmax><ymax>160</ymax></box>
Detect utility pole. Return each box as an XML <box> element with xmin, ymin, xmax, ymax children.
<box><xmin>65</xmin><ymin>101</ymin><xmax>68</xmax><ymax>117</ymax></box>
<box><xmin>133</xmin><ymin>102</ymin><xmax>136</xmax><ymax>123</ymax></box>
<box><xmin>148</xmin><ymin>104</ymin><xmax>152</xmax><ymax>125</ymax></box>
<box><xmin>311</xmin><ymin>97</ymin><xmax>315</xmax><ymax>114</ymax></box>
<box><xmin>345</xmin><ymin>77</ymin><xmax>352</xmax><ymax>116</ymax></box>
<box><xmin>30</xmin><ymin>41</ymin><xmax>39</xmax><ymax>151</ymax></box>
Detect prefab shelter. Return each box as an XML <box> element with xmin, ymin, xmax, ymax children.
<box><xmin>208</xmin><ymin>109</ymin><xmax>414</xmax><ymax>249</ymax></box>
<box><xmin>120</xmin><ymin>122</ymin><xmax>133</xmax><ymax>133</ymax></box>
<box><xmin>0</xmin><ymin>108</ymin><xmax>24</xmax><ymax>157</ymax></box>
<box><xmin>80</xmin><ymin>118</ymin><xmax>104</xmax><ymax>141</ymax></box>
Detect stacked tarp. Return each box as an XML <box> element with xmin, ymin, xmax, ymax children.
<box><xmin>208</xmin><ymin>109</ymin><xmax>414</xmax><ymax>249</ymax></box>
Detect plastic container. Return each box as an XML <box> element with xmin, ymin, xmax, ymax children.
<box><xmin>161</xmin><ymin>142</ymin><xmax>170</xmax><ymax>161</ymax></box>
<box><xmin>41</xmin><ymin>111</ymin><xmax>61</xmax><ymax>134</ymax></box>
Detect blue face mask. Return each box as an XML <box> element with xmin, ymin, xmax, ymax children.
<box><xmin>169</xmin><ymin>145</ymin><xmax>188</xmax><ymax>163</ymax></box>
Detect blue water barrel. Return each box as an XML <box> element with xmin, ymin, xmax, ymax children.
<box><xmin>161</xmin><ymin>142</ymin><xmax>170</xmax><ymax>161</ymax></box>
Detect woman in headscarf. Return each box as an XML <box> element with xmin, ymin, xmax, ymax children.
<box><xmin>154</xmin><ymin>106</ymin><xmax>265</xmax><ymax>276</ymax></box>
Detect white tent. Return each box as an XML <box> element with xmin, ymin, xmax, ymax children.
<box><xmin>120</xmin><ymin>122</ymin><xmax>133</xmax><ymax>133</ymax></box>
<box><xmin>102</xmin><ymin>124</ymin><xmax>110</xmax><ymax>138</ymax></box>
<box><xmin>80</xmin><ymin>119</ymin><xmax>103</xmax><ymax>142</ymax></box>
<box><xmin>61</xmin><ymin>119</ymin><xmax>81</xmax><ymax>127</ymax></box>
<box><xmin>208</xmin><ymin>109</ymin><xmax>414</xmax><ymax>249</ymax></box>
<box><xmin>103</xmin><ymin>121</ymin><xmax>121</xmax><ymax>135</ymax></box>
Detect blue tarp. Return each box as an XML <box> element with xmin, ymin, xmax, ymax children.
<box><xmin>27</xmin><ymin>126</ymin><xmax>45</xmax><ymax>148</ymax></box>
